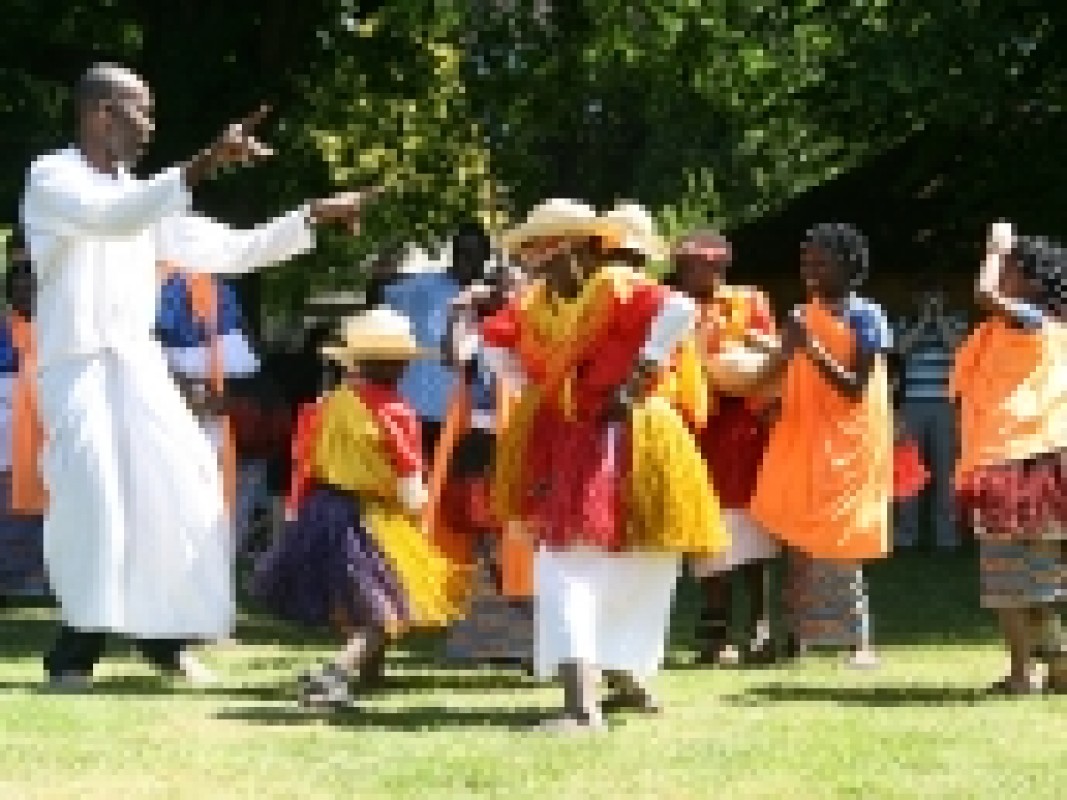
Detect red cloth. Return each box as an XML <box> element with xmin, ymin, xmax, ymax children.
<box><xmin>956</xmin><ymin>451</ymin><xmax>1065</xmax><ymax>537</ymax></box>
<box><xmin>693</xmin><ymin>288</ymin><xmax>776</xmax><ymax>509</ymax></box>
<box><xmin>697</xmin><ymin>396</ymin><xmax>771</xmax><ymax>509</ymax></box>
<box><xmin>285</xmin><ymin>401</ymin><xmax>324</xmax><ymax>516</ymax></box>
<box><xmin>481</xmin><ymin>277</ymin><xmax>665</xmax><ymax>548</ymax></box>
<box><xmin>481</xmin><ymin>278</ymin><xmax>666</xmax><ymax>420</ymax></box>
<box><xmin>892</xmin><ymin>440</ymin><xmax>930</xmax><ymax>501</ymax></box>
<box><xmin>441</xmin><ymin>476</ymin><xmax>498</xmax><ymax>533</ymax></box>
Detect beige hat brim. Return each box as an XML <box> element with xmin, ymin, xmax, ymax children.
<box><xmin>320</xmin><ymin>342</ymin><xmax>433</xmax><ymax>363</ymax></box>
<box><xmin>502</xmin><ymin>217</ymin><xmax>629</xmax><ymax>254</ymax></box>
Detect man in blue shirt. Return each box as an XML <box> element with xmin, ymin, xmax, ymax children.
<box><xmin>383</xmin><ymin>224</ymin><xmax>491</xmax><ymax>458</ymax></box>
<box><xmin>894</xmin><ymin>288</ymin><xmax>970</xmax><ymax>551</ymax></box>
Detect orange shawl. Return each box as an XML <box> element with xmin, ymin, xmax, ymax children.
<box><xmin>9</xmin><ymin>314</ymin><xmax>46</xmax><ymax>515</ymax></box>
<box><xmin>950</xmin><ymin>317</ymin><xmax>1066</xmax><ymax>482</ymax></box>
<box><xmin>749</xmin><ymin>300</ymin><xmax>892</xmax><ymax>560</ymax></box>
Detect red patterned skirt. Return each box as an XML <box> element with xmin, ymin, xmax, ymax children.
<box><xmin>696</xmin><ymin>395</ymin><xmax>768</xmax><ymax>509</ymax></box>
<box><xmin>956</xmin><ymin>450</ymin><xmax>1065</xmax><ymax>539</ymax></box>
<box><xmin>520</xmin><ymin>406</ymin><xmax>628</xmax><ymax>550</ymax></box>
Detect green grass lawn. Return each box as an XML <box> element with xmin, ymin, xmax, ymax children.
<box><xmin>1</xmin><ymin>550</ymin><xmax>1064</xmax><ymax>800</ymax></box>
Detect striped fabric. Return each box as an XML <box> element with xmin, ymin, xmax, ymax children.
<box><xmin>895</xmin><ymin>315</ymin><xmax>968</xmax><ymax>401</ymax></box>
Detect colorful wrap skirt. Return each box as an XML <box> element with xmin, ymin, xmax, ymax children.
<box><xmin>976</xmin><ymin>534</ymin><xmax>1067</xmax><ymax>610</ymax></box>
<box><xmin>784</xmin><ymin>551</ymin><xmax>869</xmax><ymax>649</ymax></box>
<box><xmin>251</xmin><ymin>485</ymin><xmax>467</xmax><ymax>633</ymax></box>
<box><xmin>957</xmin><ymin>450</ymin><xmax>1065</xmax><ymax>539</ymax></box>
<box><xmin>0</xmin><ymin>474</ymin><xmax>46</xmax><ymax>597</ymax></box>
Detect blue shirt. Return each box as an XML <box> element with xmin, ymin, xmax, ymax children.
<box><xmin>383</xmin><ymin>273</ymin><xmax>459</xmax><ymax>421</ymax></box>
<box><xmin>893</xmin><ymin>311</ymin><xmax>968</xmax><ymax>401</ymax></box>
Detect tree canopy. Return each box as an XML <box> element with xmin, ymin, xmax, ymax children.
<box><xmin>1</xmin><ymin>1</ymin><xmax>1065</xmax><ymax>311</ymax></box>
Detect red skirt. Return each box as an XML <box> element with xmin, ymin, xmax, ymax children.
<box><xmin>520</xmin><ymin>406</ymin><xmax>627</xmax><ymax>550</ymax></box>
<box><xmin>956</xmin><ymin>450</ymin><xmax>1065</xmax><ymax>538</ymax></box>
<box><xmin>696</xmin><ymin>396</ymin><xmax>769</xmax><ymax>509</ymax></box>
<box><xmin>892</xmin><ymin>440</ymin><xmax>930</xmax><ymax>501</ymax></box>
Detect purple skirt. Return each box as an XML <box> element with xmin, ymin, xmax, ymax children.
<box><xmin>249</xmin><ymin>486</ymin><xmax>411</xmax><ymax>630</ymax></box>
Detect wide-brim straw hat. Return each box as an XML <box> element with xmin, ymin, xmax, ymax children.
<box><xmin>501</xmin><ymin>198</ymin><xmax>628</xmax><ymax>255</ymax></box>
<box><xmin>320</xmin><ymin>307</ymin><xmax>432</xmax><ymax>363</ymax></box>
<box><xmin>603</xmin><ymin>201</ymin><xmax>667</xmax><ymax>262</ymax></box>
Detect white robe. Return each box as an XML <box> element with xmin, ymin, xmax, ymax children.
<box><xmin>21</xmin><ymin>147</ymin><xmax>314</xmax><ymax>638</ymax></box>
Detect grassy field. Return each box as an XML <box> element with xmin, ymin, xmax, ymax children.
<box><xmin>0</xmin><ymin>550</ymin><xmax>1064</xmax><ymax>800</ymax></box>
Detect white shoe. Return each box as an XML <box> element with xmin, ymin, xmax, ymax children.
<box><xmin>176</xmin><ymin>651</ymin><xmax>220</xmax><ymax>686</ymax></box>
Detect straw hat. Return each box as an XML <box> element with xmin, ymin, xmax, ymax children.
<box><xmin>501</xmin><ymin>198</ymin><xmax>626</xmax><ymax>254</ymax></box>
<box><xmin>603</xmin><ymin>201</ymin><xmax>667</xmax><ymax>262</ymax></box>
<box><xmin>320</xmin><ymin>307</ymin><xmax>431</xmax><ymax>363</ymax></box>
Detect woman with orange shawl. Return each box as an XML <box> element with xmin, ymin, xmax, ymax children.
<box><xmin>952</xmin><ymin>226</ymin><xmax>1066</xmax><ymax>695</ymax></box>
<box><xmin>480</xmin><ymin>199</ymin><xmax>727</xmax><ymax>732</ymax></box>
<box><xmin>0</xmin><ymin>238</ymin><xmax>47</xmax><ymax>599</ymax></box>
<box><xmin>748</xmin><ymin>223</ymin><xmax>893</xmax><ymax>668</ymax></box>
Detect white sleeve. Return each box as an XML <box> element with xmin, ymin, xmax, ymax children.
<box><xmin>23</xmin><ymin>158</ymin><xmax>191</xmax><ymax>239</ymax></box>
<box><xmin>481</xmin><ymin>344</ymin><xmax>528</xmax><ymax>390</ymax></box>
<box><xmin>640</xmin><ymin>291</ymin><xmax>697</xmax><ymax>365</ymax></box>
<box><xmin>157</xmin><ymin>205</ymin><xmax>315</xmax><ymax>275</ymax></box>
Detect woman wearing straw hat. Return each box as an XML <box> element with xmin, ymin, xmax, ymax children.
<box><xmin>480</xmin><ymin>199</ymin><xmax>728</xmax><ymax>732</ymax></box>
<box><xmin>251</xmin><ymin>307</ymin><xmax>469</xmax><ymax>708</ymax></box>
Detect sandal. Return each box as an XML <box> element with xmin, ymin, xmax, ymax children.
<box><xmin>297</xmin><ymin>664</ymin><xmax>354</xmax><ymax>710</ymax></box>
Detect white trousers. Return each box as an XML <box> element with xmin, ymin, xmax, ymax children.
<box><xmin>534</xmin><ymin>547</ymin><xmax>679</xmax><ymax>681</ymax></box>
<box><xmin>38</xmin><ymin>345</ymin><xmax>232</xmax><ymax>638</ymax></box>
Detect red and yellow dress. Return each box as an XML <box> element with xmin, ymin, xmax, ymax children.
<box><xmin>481</xmin><ymin>265</ymin><xmax>727</xmax><ymax>679</ymax></box>
<box><xmin>951</xmin><ymin>312</ymin><xmax>1066</xmax><ymax>609</ymax></box>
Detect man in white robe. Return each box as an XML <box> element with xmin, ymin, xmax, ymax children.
<box><xmin>20</xmin><ymin>63</ymin><xmax>374</xmax><ymax>688</ymax></box>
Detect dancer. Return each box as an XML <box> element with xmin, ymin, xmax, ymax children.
<box><xmin>437</xmin><ymin>250</ymin><xmax>536</xmax><ymax>665</ymax></box>
<box><xmin>665</xmin><ymin>230</ymin><xmax>781</xmax><ymax>665</ymax></box>
<box><xmin>748</xmin><ymin>223</ymin><xmax>893</xmax><ymax>667</ymax></box>
<box><xmin>481</xmin><ymin>199</ymin><xmax>728</xmax><ymax>731</ymax></box>
<box><xmin>20</xmin><ymin>63</ymin><xmax>374</xmax><ymax>688</ymax></box>
<box><xmin>250</xmin><ymin>308</ymin><xmax>469</xmax><ymax>708</ymax></box>
<box><xmin>0</xmin><ymin>234</ymin><xmax>47</xmax><ymax>599</ymax></box>
<box><xmin>952</xmin><ymin>224</ymin><xmax>1066</xmax><ymax>694</ymax></box>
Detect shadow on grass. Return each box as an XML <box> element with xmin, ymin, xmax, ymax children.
<box><xmin>215</xmin><ymin>703</ymin><xmax>544</xmax><ymax>731</ymax></box>
<box><xmin>728</xmin><ymin>681</ymin><xmax>1001</xmax><ymax>707</ymax></box>
<box><xmin>0</xmin><ymin>677</ymin><xmax>289</xmax><ymax>701</ymax></box>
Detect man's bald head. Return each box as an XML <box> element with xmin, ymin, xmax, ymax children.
<box><xmin>76</xmin><ymin>63</ymin><xmax>154</xmax><ymax>169</ymax></box>
<box><xmin>76</xmin><ymin>63</ymin><xmax>147</xmax><ymax>111</ymax></box>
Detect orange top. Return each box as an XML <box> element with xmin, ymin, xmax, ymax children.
<box><xmin>749</xmin><ymin>299</ymin><xmax>892</xmax><ymax>560</ymax></box>
<box><xmin>9</xmin><ymin>313</ymin><xmax>46</xmax><ymax>515</ymax></box>
<box><xmin>950</xmin><ymin>317</ymin><xmax>1066</xmax><ymax>482</ymax></box>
